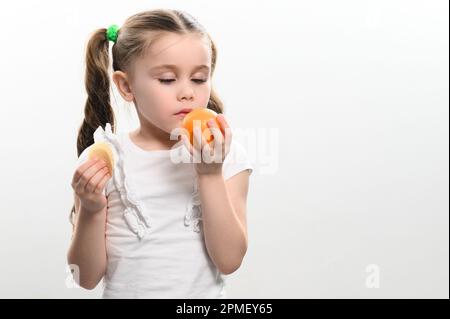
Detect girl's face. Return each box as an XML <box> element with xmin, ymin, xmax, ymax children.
<box><xmin>128</xmin><ymin>32</ymin><xmax>212</xmax><ymax>135</ymax></box>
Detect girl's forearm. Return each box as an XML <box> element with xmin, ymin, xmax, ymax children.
<box><xmin>198</xmin><ymin>173</ymin><xmax>247</xmax><ymax>275</ymax></box>
<box><xmin>67</xmin><ymin>208</ymin><xmax>107</xmax><ymax>290</ymax></box>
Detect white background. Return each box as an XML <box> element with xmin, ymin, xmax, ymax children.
<box><xmin>0</xmin><ymin>0</ymin><xmax>448</xmax><ymax>298</ymax></box>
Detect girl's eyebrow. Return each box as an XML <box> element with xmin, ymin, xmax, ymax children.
<box><xmin>149</xmin><ymin>64</ymin><xmax>210</xmax><ymax>72</ymax></box>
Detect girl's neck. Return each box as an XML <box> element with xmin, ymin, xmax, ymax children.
<box><xmin>131</xmin><ymin>121</ymin><xmax>178</xmax><ymax>151</ymax></box>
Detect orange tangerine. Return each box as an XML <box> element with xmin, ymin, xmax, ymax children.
<box><xmin>181</xmin><ymin>108</ymin><xmax>221</xmax><ymax>145</ymax></box>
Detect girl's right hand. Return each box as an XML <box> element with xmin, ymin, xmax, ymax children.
<box><xmin>71</xmin><ymin>157</ymin><xmax>111</xmax><ymax>214</ymax></box>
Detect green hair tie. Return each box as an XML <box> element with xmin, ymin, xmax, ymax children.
<box><xmin>106</xmin><ymin>24</ymin><xmax>119</xmax><ymax>43</ymax></box>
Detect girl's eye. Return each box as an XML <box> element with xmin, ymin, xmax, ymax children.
<box><xmin>192</xmin><ymin>79</ymin><xmax>207</xmax><ymax>84</ymax></box>
<box><xmin>158</xmin><ymin>79</ymin><xmax>207</xmax><ymax>84</ymax></box>
<box><xmin>159</xmin><ymin>79</ymin><xmax>175</xmax><ymax>84</ymax></box>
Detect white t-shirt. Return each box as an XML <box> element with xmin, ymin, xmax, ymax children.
<box><xmin>74</xmin><ymin>123</ymin><xmax>253</xmax><ymax>298</ymax></box>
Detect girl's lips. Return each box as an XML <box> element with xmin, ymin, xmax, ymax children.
<box><xmin>175</xmin><ymin>111</ymin><xmax>189</xmax><ymax>118</ymax></box>
<box><xmin>174</xmin><ymin>108</ymin><xmax>193</xmax><ymax>115</ymax></box>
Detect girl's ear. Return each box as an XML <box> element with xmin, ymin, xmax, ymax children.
<box><xmin>112</xmin><ymin>71</ymin><xmax>134</xmax><ymax>102</ymax></box>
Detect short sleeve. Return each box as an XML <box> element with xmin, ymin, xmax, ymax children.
<box><xmin>74</xmin><ymin>145</ymin><xmax>107</xmax><ymax>197</ymax></box>
<box><xmin>222</xmin><ymin>140</ymin><xmax>253</xmax><ymax>181</ymax></box>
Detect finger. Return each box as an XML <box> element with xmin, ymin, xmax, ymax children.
<box><xmin>224</xmin><ymin>135</ymin><xmax>232</xmax><ymax>157</ymax></box>
<box><xmin>85</xmin><ymin>166</ymin><xmax>109</xmax><ymax>193</ymax></box>
<box><xmin>181</xmin><ymin>134</ymin><xmax>193</xmax><ymax>155</ymax></box>
<box><xmin>207</xmin><ymin>119</ymin><xmax>223</xmax><ymax>145</ymax></box>
<box><xmin>76</xmin><ymin>160</ymin><xmax>107</xmax><ymax>192</ymax></box>
<box><xmin>217</xmin><ymin>115</ymin><xmax>232</xmax><ymax>139</ymax></box>
<box><xmin>216</xmin><ymin>114</ymin><xmax>231</xmax><ymax>133</ymax></box>
<box><xmin>72</xmin><ymin>157</ymin><xmax>100</xmax><ymax>187</ymax></box>
<box><xmin>200</xmin><ymin>133</ymin><xmax>213</xmax><ymax>161</ymax></box>
<box><xmin>216</xmin><ymin>114</ymin><xmax>232</xmax><ymax>154</ymax></box>
<box><xmin>193</xmin><ymin>126</ymin><xmax>203</xmax><ymax>153</ymax></box>
<box><xmin>94</xmin><ymin>172</ymin><xmax>111</xmax><ymax>194</ymax></box>
<box><xmin>184</xmin><ymin>136</ymin><xmax>193</xmax><ymax>154</ymax></box>
<box><xmin>207</xmin><ymin>120</ymin><xmax>225</xmax><ymax>161</ymax></box>
<box><xmin>215</xmin><ymin>114</ymin><xmax>228</xmax><ymax>136</ymax></box>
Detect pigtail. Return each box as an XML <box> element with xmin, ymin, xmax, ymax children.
<box><xmin>70</xmin><ymin>28</ymin><xmax>116</xmax><ymax>225</ymax></box>
<box><xmin>77</xmin><ymin>28</ymin><xmax>116</xmax><ymax>156</ymax></box>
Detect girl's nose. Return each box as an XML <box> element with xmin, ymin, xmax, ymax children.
<box><xmin>178</xmin><ymin>85</ymin><xmax>194</xmax><ymax>101</ymax></box>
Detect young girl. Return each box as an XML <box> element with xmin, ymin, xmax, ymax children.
<box><xmin>67</xmin><ymin>9</ymin><xmax>253</xmax><ymax>299</ymax></box>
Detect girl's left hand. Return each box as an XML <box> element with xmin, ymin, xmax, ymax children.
<box><xmin>181</xmin><ymin>114</ymin><xmax>232</xmax><ymax>176</ymax></box>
